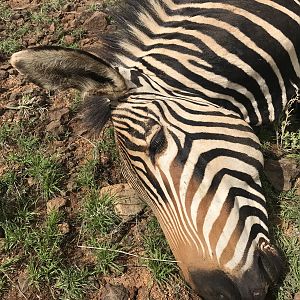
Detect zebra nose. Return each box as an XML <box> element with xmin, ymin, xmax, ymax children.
<box><xmin>189</xmin><ymin>269</ymin><xmax>242</xmax><ymax>300</ymax></box>
<box><xmin>257</xmin><ymin>245</ymin><xmax>283</xmax><ymax>285</ymax></box>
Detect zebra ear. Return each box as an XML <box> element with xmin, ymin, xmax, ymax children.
<box><xmin>10</xmin><ymin>46</ymin><xmax>127</xmax><ymax>100</ymax></box>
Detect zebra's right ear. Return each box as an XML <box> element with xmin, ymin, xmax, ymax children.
<box><xmin>10</xmin><ymin>46</ymin><xmax>127</xmax><ymax>100</ymax></box>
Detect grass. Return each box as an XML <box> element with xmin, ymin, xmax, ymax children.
<box><xmin>142</xmin><ymin>217</ymin><xmax>178</xmax><ymax>285</ymax></box>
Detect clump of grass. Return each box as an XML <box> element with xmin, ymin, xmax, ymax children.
<box><xmin>142</xmin><ymin>218</ymin><xmax>178</xmax><ymax>285</ymax></box>
<box><xmin>26</xmin><ymin>211</ymin><xmax>63</xmax><ymax>286</ymax></box>
<box><xmin>81</xmin><ymin>191</ymin><xmax>120</xmax><ymax>236</ymax></box>
<box><xmin>0</xmin><ymin>38</ymin><xmax>21</xmax><ymax>55</ymax></box>
<box><xmin>97</xmin><ymin>127</ymin><xmax>118</xmax><ymax>162</ymax></box>
<box><xmin>55</xmin><ymin>266</ymin><xmax>91</xmax><ymax>300</ymax></box>
<box><xmin>89</xmin><ymin>239</ymin><xmax>124</xmax><ymax>275</ymax></box>
<box><xmin>5</xmin><ymin>131</ymin><xmax>63</xmax><ymax>199</ymax></box>
<box><xmin>76</xmin><ymin>159</ymin><xmax>98</xmax><ymax>189</ymax></box>
<box><xmin>80</xmin><ymin>191</ymin><xmax>123</xmax><ymax>275</ymax></box>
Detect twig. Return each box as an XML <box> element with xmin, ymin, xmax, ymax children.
<box><xmin>5</xmin><ymin>105</ymin><xmax>33</xmax><ymax>110</ymax></box>
<box><xmin>77</xmin><ymin>244</ymin><xmax>180</xmax><ymax>263</ymax></box>
<box><xmin>3</xmin><ymin>273</ymin><xmax>28</xmax><ymax>300</ymax></box>
<box><xmin>76</xmin><ymin>134</ymin><xmax>97</xmax><ymax>147</ymax></box>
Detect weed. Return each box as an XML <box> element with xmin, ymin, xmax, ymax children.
<box><xmin>142</xmin><ymin>218</ymin><xmax>178</xmax><ymax>285</ymax></box>
<box><xmin>276</xmin><ymin>85</ymin><xmax>299</xmax><ymax>151</ymax></box>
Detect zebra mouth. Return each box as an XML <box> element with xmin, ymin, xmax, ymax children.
<box><xmin>257</xmin><ymin>245</ymin><xmax>283</xmax><ymax>285</ymax></box>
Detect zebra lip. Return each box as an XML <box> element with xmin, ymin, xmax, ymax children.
<box><xmin>257</xmin><ymin>247</ymin><xmax>283</xmax><ymax>285</ymax></box>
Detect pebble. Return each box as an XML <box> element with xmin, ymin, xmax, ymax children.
<box><xmin>0</xmin><ymin>70</ymin><xmax>8</xmax><ymax>80</ymax></box>
<box><xmin>102</xmin><ymin>284</ymin><xmax>129</xmax><ymax>300</ymax></box>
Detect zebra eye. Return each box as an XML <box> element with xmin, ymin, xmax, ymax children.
<box><xmin>149</xmin><ymin>127</ymin><xmax>166</xmax><ymax>156</ymax></box>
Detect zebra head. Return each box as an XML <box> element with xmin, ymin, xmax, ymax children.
<box><xmin>11</xmin><ymin>47</ymin><xmax>282</xmax><ymax>300</ymax></box>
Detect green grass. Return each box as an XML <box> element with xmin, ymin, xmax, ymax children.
<box><xmin>54</xmin><ymin>266</ymin><xmax>91</xmax><ymax>300</ymax></box>
<box><xmin>77</xmin><ymin>159</ymin><xmax>98</xmax><ymax>189</ymax></box>
<box><xmin>81</xmin><ymin>191</ymin><xmax>120</xmax><ymax>236</ymax></box>
<box><xmin>142</xmin><ymin>217</ymin><xmax>178</xmax><ymax>285</ymax></box>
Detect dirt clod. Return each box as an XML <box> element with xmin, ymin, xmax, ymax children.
<box><xmin>100</xmin><ymin>183</ymin><xmax>145</xmax><ymax>221</ymax></box>
<box><xmin>47</xmin><ymin>197</ymin><xmax>67</xmax><ymax>214</ymax></box>
<box><xmin>0</xmin><ymin>70</ymin><xmax>9</xmax><ymax>80</ymax></box>
<box><xmin>102</xmin><ymin>284</ymin><xmax>129</xmax><ymax>300</ymax></box>
<box><xmin>83</xmin><ymin>11</ymin><xmax>108</xmax><ymax>33</ymax></box>
<box><xmin>58</xmin><ymin>222</ymin><xmax>70</xmax><ymax>235</ymax></box>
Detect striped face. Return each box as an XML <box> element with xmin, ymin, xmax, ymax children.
<box><xmin>112</xmin><ymin>97</ymin><xmax>282</xmax><ymax>300</ymax></box>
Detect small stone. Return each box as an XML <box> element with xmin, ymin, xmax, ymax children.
<box><xmin>102</xmin><ymin>284</ymin><xmax>129</xmax><ymax>300</ymax></box>
<box><xmin>46</xmin><ymin>120</ymin><xmax>65</xmax><ymax>136</ymax></box>
<box><xmin>58</xmin><ymin>222</ymin><xmax>70</xmax><ymax>234</ymax></box>
<box><xmin>63</xmin><ymin>3</ymin><xmax>74</xmax><ymax>12</ymax></box>
<box><xmin>26</xmin><ymin>37</ymin><xmax>38</xmax><ymax>45</ymax></box>
<box><xmin>9</xmin><ymin>92</ymin><xmax>18</xmax><ymax>102</ymax></box>
<box><xmin>83</xmin><ymin>11</ymin><xmax>107</xmax><ymax>33</ymax></box>
<box><xmin>27</xmin><ymin>177</ymin><xmax>35</xmax><ymax>187</ymax></box>
<box><xmin>0</xmin><ymin>70</ymin><xmax>8</xmax><ymax>80</ymax></box>
<box><xmin>47</xmin><ymin>197</ymin><xmax>67</xmax><ymax>214</ymax></box>
<box><xmin>64</xmin><ymin>35</ymin><xmax>75</xmax><ymax>45</ymax></box>
<box><xmin>49</xmin><ymin>108</ymin><xmax>70</xmax><ymax>123</ymax></box>
<box><xmin>49</xmin><ymin>22</ymin><xmax>56</xmax><ymax>33</ymax></box>
<box><xmin>100</xmin><ymin>183</ymin><xmax>145</xmax><ymax>221</ymax></box>
<box><xmin>8</xmin><ymin>68</ymin><xmax>18</xmax><ymax>75</ymax></box>
<box><xmin>294</xmin><ymin>292</ymin><xmax>300</xmax><ymax>300</ymax></box>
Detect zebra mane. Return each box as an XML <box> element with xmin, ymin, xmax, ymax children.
<box><xmin>101</xmin><ymin>0</ymin><xmax>161</xmax><ymax>64</ymax></box>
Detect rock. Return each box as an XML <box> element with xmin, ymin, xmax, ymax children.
<box><xmin>0</xmin><ymin>70</ymin><xmax>8</xmax><ymax>80</ymax></box>
<box><xmin>294</xmin><ymin>292</ymin><xmax>300</xmax><ymax>300</ymax></box>
<box><xmin>49</xmin><ymin>108</ymin><xmax>70</xmax><ymax>124</ymax></box>
<box><xmin>46</xmin><ymin>120</ymin><xmax>65</xmax><ymax>136</ymax></box>
<box><xmin>264</xmin><ymin>158</ymin><xmax>300</xmax><ymax>191</ymax></box>
<box><xmin>63</xmin><ymin>35</ymin><xmax>75</xmax><ymax>45</ymax></box>
<box><xmin>49</xmin><ymin>22</ymin><xmax>56</xmax><ymax>33</ymax></box>
<box><xmin>58</xmin><ymin>222</ymin><xmax>70</xmax><ymax>234</ymax></box>
<box><xmin>100</xmin><ymin>183</ymin><xmax>145</xmax><ymax>221</ymax></box>
<box><xmin>83</xmin><ymin>11</ymin><xmax>107</xmax><ymax>33</ymax></box>
<box><xmin>47</xmin><ymin>197</ymin><xmax>67</xmax><ymax>214</ymax></box>
<box><xmin>102</xmin><ymin>284</ymin><xmax>129</xmax><ymax>300</ymax></box>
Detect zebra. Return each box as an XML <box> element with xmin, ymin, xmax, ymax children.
<box><xmin>10</xmin><ymin>0</ymin><xmax>299</xmax><ymax>299</ymax></box>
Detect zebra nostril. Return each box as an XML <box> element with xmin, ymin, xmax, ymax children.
<box><xmin>257</xmin><ymin>246</ymin><xmax>283</xmax><ymax>284</ymax></box>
